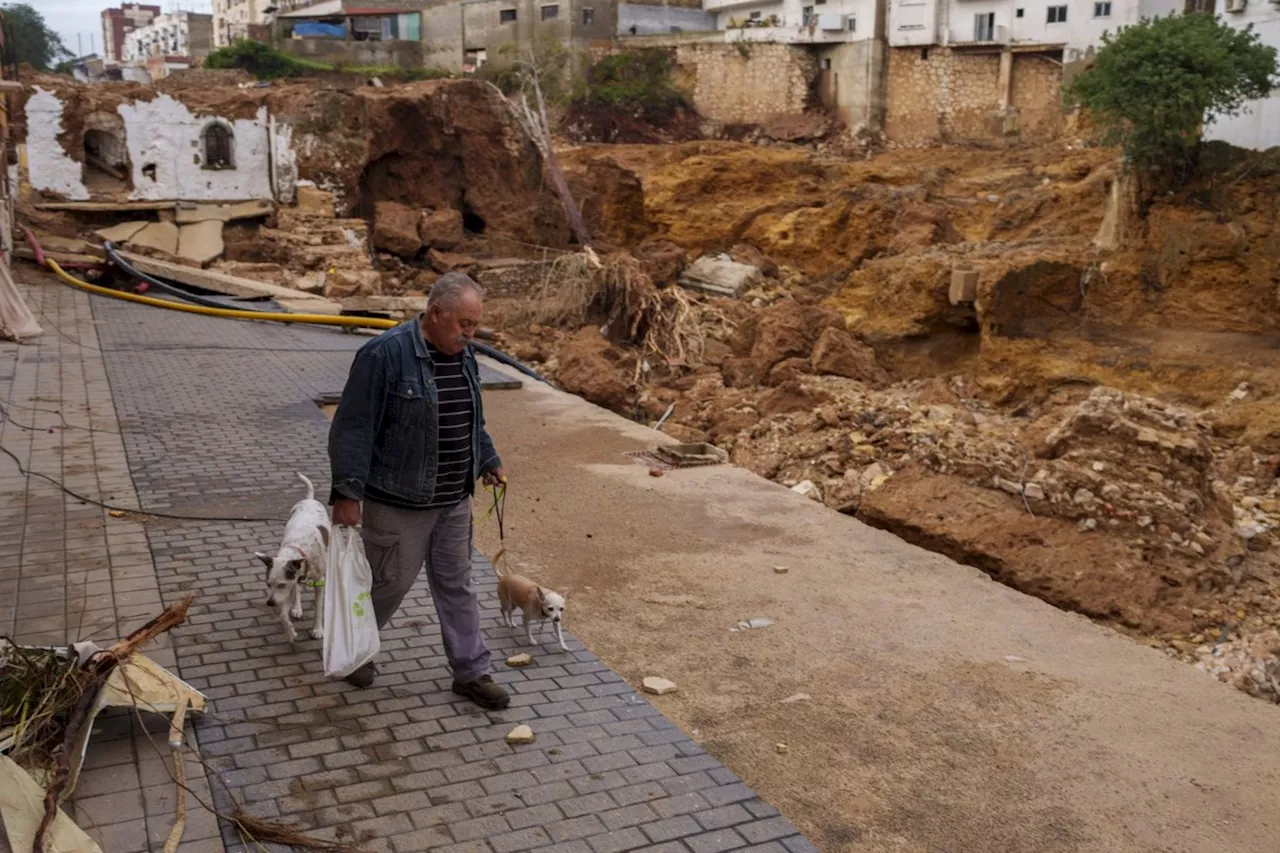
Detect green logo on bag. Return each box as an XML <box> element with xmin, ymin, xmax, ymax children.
<box><xmin>352</xmin><ymin>591</ymin><xmax>371</xmax><ymax>618</ymax></box>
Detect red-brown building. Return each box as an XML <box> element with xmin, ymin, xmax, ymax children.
<box><xmin>100</xmin><ymin>4</ymin><xmax>161</xmax><ymax>64</ymax></box>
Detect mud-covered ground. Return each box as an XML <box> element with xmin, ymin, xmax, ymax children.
<box><xmin>484</xmin><ymin>138</ymin><xmax>1280</xmax><ymax>703</ymax></box>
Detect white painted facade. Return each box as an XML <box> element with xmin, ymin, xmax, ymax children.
<box><xmin>22</xmin><ymin>88</ymin><xmax>298</xmax><ymax>203</ymax></box>
<box><xmin>1205</xmin><ymin>4</ymin><xmax>1280</xmax><ymax>150</ymax></box>
<box><xmin>706</xmin><ymin>0</ymin><xmax>879</xmax><ymax>42</ymax></box>
<box><xmin>122</xmin><ymin>12</ymin><xmax>201</xmax><ymax>60</ymax></box>
<box><xmin>887</xmin><ymin>0</ymin><xmax>1185</xmax><ymax>57</ymax></box>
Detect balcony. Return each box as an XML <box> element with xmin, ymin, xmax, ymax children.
<box><xmin>722</xmin><ymin>12</ymin><xmax>858</xmax><ymax>43</ymax></box>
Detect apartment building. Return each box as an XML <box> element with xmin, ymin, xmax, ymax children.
<box><xmin>1206</xmin><ymin>0</ymin><xmax>1280</xmax><ymax>149</ymax></box>
<box><xmin>100</xmin><ymin>4</ymin><xmax>161</xmax><ymax>64</ymax></box>
<box><xmin>213</xmin><ymin>0</ymin><xmax>271</xmax><ymax>46</ymax></box>
<box><xmin>122</xmin><ymin>11</ymin><xmax>214</xmax><ymax>62</ymax></box>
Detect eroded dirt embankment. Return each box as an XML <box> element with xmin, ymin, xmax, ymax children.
<box><xmin>487</xmin><ymin>139</ymin><xmax>1280</xmax><ymax>702</ymax></box>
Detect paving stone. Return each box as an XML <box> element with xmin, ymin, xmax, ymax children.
<box><xmin>0</xmin><ymin>277</ymin><xmax>808</xmax><ymax>853</ymax></box>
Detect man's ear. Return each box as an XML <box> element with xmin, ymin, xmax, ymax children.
<box><xmin>254</xmin><ymin>552</ymin><xmax>273</xmax><ymax>569</ymax></box>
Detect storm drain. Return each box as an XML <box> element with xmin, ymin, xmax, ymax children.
<box><xmin>626</xmin><ymin>442</ymin><xmax>728</xmax><ymax>471</ymax></box>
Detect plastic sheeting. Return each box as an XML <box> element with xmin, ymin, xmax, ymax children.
<box><xmin>0</xmin><ymin>261</ymin><xmax>41</xmax><ymax>341</ymax></box>
<box><xmin>292</xmin><ymin>21</ymin><xmax>346</xmax><ymax>38</ymax></box>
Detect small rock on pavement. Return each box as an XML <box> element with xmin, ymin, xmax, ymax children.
<box><xmin>643</xmin><ymin>676</ymin><xmax>679</xmax><ymax>695</ymax></box>
<box><xmin>780</xmin><ymin>693</ymin><xmax>811</xmax><ymax>704</ymax></box>
<box><xmin>775</xmin><ymin>743</ymin><xmax>790</xmax><ymax>754</ymax></box>
<box><xmin>791</xmin><ymin>480</ymin><xmax>822</xmax><ymax>501</ymax></box>
<box><xmin>773</xmin><ymin>565</ymin><xmax>789</xmax><ymax>574</ymax></box>
<box><xmin>506</xmin><ymin>725</ymin><xmax>536</xmax><ymax>745</ymax></box>
<box><xmin>649</xmin><ymin>468</ymin><xmax>665</xmax><ymax>478</ymax></box>
<box><xmin>506</xmin><ymin>653</ymin><xmax>533</xmax><ymax>667</ymax></box>
<box><xmin>738</xmin><ymin>617</ymin><xmax>774</xmax><ymax>630</ymax></box>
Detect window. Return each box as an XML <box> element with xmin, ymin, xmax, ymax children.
<box><xmin>802</xmin><ymin>5</ymin><xmax>814</xmax><ymax>25</ymax></box>
<box><xmin>499</xmin><ymin>8</ymin><xmax>516</xmax><ymax>23</ymax></box>
<box><xmin>749</xmin><ymin>10</ymin><xmax>761</xmax><ymax>18</ymax></box>
<box><xmin>846</xmin><ymin>15</ymin><xmax>856</xmax><ymax>30</ymax></box>
<box><xmin>1093</xmin><ymin>1</ymin><xmax>1111</xmax><ymax>14</ymax></box>
<box><xmin>582</xmin><ymin>7</ymin><xmax>594</xmax><ymax>24</ymax></box>
<box><xmin>201</xmin><ymin>122</ymin><xmax>233</xmax><ymax>170</ymax></box>
<box><xmin>1047</xmin><ymin>4</ymin><xmax>1067</xmax><ymax>22</ymax></box>
<box><xmin>541</xmin><ymin>4</ymin><xmax>558</xmax><ymax>20</ymax></box>
<box><xmin>1015</xmin><ymin>7</ymin><xmax>1024</xmax><ymax>16</ymax></box>
<box><xmin>1184</xmin><ymin>0</ymin><xmax>1215</xmax><ymax>11</ymax></box>
<box><xmin>824</xmin><ymin>58</ymin><xmax>832</xmax><ymax>69</ymax></box>
<box><xmin>974</xmin><ymin>11</ymin><xmax>995</xmax><ymax>40</ymax></box>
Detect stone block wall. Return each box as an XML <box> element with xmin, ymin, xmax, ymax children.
<box><xmin>1010</xmin><ymin>52</ymin><xmax>1065</xmax><ymax>140</ymax></box>
<box><xmin>674</xmin><ymin>42</ymin><xmax>817</xmax><ymax>124</ymax></box>
<box><xmin>884</xmin><ymin>46</ymin><xmax>1063</xmax><ymax>145</ymax></box>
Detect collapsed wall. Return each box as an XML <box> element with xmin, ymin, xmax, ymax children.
<box><xmin>18</xmin><ymin>75</ymin><xmax>572</xmax><ymax>249</ymax></box>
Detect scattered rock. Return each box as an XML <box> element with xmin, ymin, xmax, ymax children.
<box><xmin>774</xmin><ymin>743</ymin><xmax>790</xmax><ymax>754</ymax></box>
<box><xmin>773</xmin><ymin>566</ymin><xmax>789</xmax><ymax>574</ymax></box>
<box><xmin>372</xmin><ymin>201</ymin><xmax>423</xmax><ymax>256</ymax></box>
<box><xmin>729</xmin><ymin>243</ymin><xmax>779</xmax><ymax>278</ymax></box>
<box><xmin>506</xmin><ymin>725</ymin><xmax>536</xmax><ymax>744</ymax></box>
<box><xmin>418</xmin><ymin>208</ymin><xmax>464</xmax><ymax>250</ymax></box>
<box><xmin>780</xmin><ymin>693</ymin><xmax>811</xmax><ymax>704</ymax></box>
<box><xmin>737</xmin><ymin>618</ymin><xmax>774</xmax><ymax>630</ymax></box>
<box><xmin>809</xmin><ymin>327</ymin><xmax>887</xmax><ymax>384</ymax></box>
<box><xmin>791</xmin><ymin>480</ymin><xmax>822</xmax><ymax>501</ymax></box>
<box><xmin>642</xmin><ymin>676</ymin><xmax>678</xmax><ymax>695</ymax></box>
<box><xmin>506</xmin><ymin>653</ymin><xmax>534</xmax><ymax>667</ymax></box>
<box><xmin>648</xmin><ymin>468</ymin><xmax>665</xmax><ymax>478</ymax></box>
<box><xmin>634</xmin><ymin>240</ymin><xmax>687</xmax><ymax>286</ymax></box>
<box><xmin>324</xmin><ymin>269</ymin><xmax>382</xmax><ymax>300</ymax></box>
<box><xmin>295</xmin><ymin>184</ymin><xmax>336</xmax><ymax>218</ymax></box>
<box><xmin>1023</xmin><ymin>483</ymin><xmax>1046</xmax><ymax>501</ymax></box>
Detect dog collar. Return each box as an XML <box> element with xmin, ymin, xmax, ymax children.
<box><xmin>281</xmin><ymin>544</ymin><xmax>307</xmax><ymax>560</ymax></box>
<box><xmin>304</xmin><ymin>579</ymin><xmax>325</xmax><ymax>588</ymax></box>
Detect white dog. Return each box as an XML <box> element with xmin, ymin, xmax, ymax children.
<box><xmin>495</xmin><ymin>563</ymin><xmax>569</xmax><ymax>652</ymax></box>
<box><xmin>256</xmin><ymin>473</ymin><xmax>330</xmax><ymax>643</ymax></box>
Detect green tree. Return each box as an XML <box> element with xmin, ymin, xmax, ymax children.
<box><xmin>1</xmin><ymin>3</ymin><xmax>71</xmax><ymax>70</ymax></box>
<box><xmin>1069</xmin><ymin>13</ymin><xmax>1278</xmax><ymax>184</ymax></box>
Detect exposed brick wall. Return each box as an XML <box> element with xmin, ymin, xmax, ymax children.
<box><xmin>674</xmin><ymin>43</ymin><xmax>817</xmax><ymax>125</ymax></box>
<box><xmin>884</xmin><ymin>46</ymin><xmax>1063</xmax><ymax>146</ymax></box>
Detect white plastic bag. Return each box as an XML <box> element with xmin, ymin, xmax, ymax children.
<box><xmin>322</xmin><ymin>525</ymin><xmax>380</xmax><ymax>678</ymax></box>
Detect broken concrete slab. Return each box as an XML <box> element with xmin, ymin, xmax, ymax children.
<box><xmin>0</xmin><ymin>753</ymin><xmax>104</xmax><ymax>853</ymax></box>
<box><xmin>176</xmin><ymin>220</ymin><xmax>225</xmax><ymax>266</ymax></box>
<box><xmin>174</xmin><ymin>199</ymin><xmax>273</xmax><ymax>224</ymax></box>
<box><xmin>337</xmin><ymin>295</ymin><xmax>426</xmax><ymax>320</ymax></box>
<box><xmin>129</xmin><ymin>221</ymin><xmax>181</xmax><ymax>255</ymax></box>
<box><xmin>372</xmin><ymin>201</ymin><xmax>422</xmax><ymax>256</ymax></box>
<box><xmin>428</xmin><ymin>249</ymin><xmax>477</xmax><ymax>272</ymax></box>
<box><xmin>418</xmin><ymin>208</ymin><xmax>464</xmax><ymax>250</ymax></box>
<box><xmin>95</xmin><ymin>221</ymin><xmax>151</xmax><ymax>243</ymax></box>
<box><xmin>323</xmin><ymin>269</ymin><xmax>383</xmax><ymax>300</ymax></box>
<box><xmin>680</xmin><ymin>255</ymin><xmax>763</xmax><ymax>298</ymax></box>
<box><xmin>120</xmin><ymin>251</ymin><xmax>342</xmax><ymax>314</ymax></box>
<box><xmin>642</xmin><ymin>676</ymin><xmax>679</xmax><ymax>695</ymax></box>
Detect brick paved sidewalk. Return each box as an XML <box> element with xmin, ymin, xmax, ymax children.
<box><xmin>2</xmin><ymin>269</ymin><xmax>813</xmax><ymax>853</ymax></box>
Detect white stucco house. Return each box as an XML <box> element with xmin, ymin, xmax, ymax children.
<box><xmin>1205</xmin><ymin>0</ymin><xmax>1280</xmax><ymax>150</ymax></box>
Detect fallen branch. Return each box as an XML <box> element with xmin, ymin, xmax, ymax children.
<box><xmin>232</xmin><ymin>810</ymin><xmax>367</xmax><ymax>852</ymax></box>
<box><xmin>33</xmin><ymin>594</ymin><xmax>193</xmax><ymax>853</ymax></box>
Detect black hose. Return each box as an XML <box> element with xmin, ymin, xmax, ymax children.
<box><xmin>473</xmin><ymin>341</ymin><xmax>549</xmax><ymax>384</ymax></box>
<box><xmin>103</xmin><ymin>240</ymin><xmax>276</xmax><ymax>312</ymax></box>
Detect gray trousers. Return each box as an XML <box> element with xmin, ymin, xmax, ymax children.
<box><xmin>359</xmin><ymin>499</ymin><xmax>490</xmax><ymax>683</ymax></box>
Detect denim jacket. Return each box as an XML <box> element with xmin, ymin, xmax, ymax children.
<box><xmin>327</xmin><ymin>318</ymin><xmax>501</xmax><ymax>505</ymax></box>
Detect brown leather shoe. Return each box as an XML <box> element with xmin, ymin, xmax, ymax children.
<box><xmin>452</xmin><ymin>674</ymin><xmax>510</xmax><ymax>710</ymax></box>
<box><xmin>345</xmin><ymin>661</ymin><xmax>377</xmax><ymax>689</ymax></box>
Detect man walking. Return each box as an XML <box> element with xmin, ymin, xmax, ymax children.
<box><xmin>328</xmin><ymin>272</ymin><xmax>509</xmax><ymax>709</ymax></box>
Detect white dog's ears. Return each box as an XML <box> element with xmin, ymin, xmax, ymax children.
<box><xmin>254</xmin><ymin>551</ymin><xmax>273</xmax><ymax>568</ymax></box>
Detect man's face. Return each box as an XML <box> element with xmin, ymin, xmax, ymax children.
<box><xmin>423</xmin><ymin>290</ymin><xmax>483</xmax><ymax>355</ymax></box>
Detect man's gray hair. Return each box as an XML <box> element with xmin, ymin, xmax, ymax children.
<box><xmin>427</xmin><ymin>272</ymin><xmax>485</xmax><ymax>310</ymax></box>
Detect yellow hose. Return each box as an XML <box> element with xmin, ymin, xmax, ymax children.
<box><xmin>46</xmin><ymin>258</ymin><xmax>399</xmax><ymax>331</ymax></box>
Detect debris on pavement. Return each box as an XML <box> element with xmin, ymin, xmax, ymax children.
<box><xmin>506</xmin><ymin>653</ymin><xmax>534</xmax><ymax>667</ymax></box>
<box><xmin>506</xmin><ymin>724</ymin><xmax>536</xmax><ymax>744</ymax></box>
<box><xmin>642</xmin><ymin>676</ymin><xmax>679</xmax><ymax>695</ymax></box>
<box><xmin>737</xmin><ymin>618</ymin><xmax>775</xmax><ymax>630</ymax></box>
